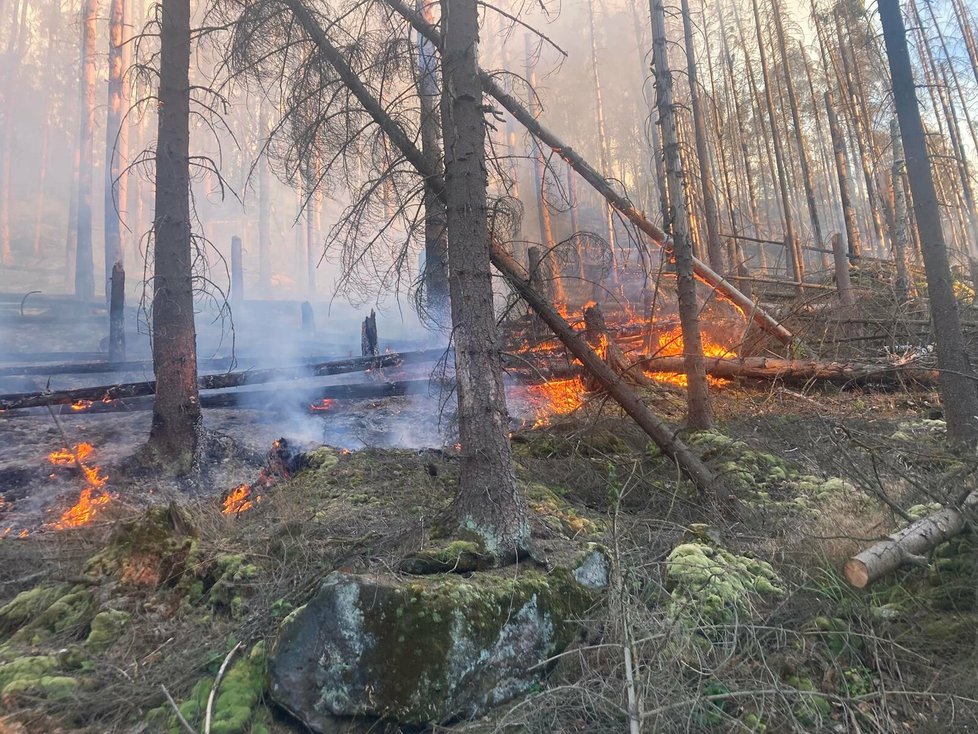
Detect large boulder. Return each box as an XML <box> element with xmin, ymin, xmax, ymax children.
<box><xmin>268</xmin><ymin>550</ymin><xmax>608</xmax><ymax>730</ymax></box>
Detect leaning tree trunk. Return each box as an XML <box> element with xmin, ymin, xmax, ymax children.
<box><xmin>880</xmin><ymin>0</ymin><xmax>978</xmax><ymax>445</ymax></box>
<box><xmin>652</xmin><ymin>0</ymin><xmax>713</xmax><ymax>430</ymax></box>
<box><xmin>441</xmin><ymin>0</ymin><xmax>529</xmax><ymax>558</ymax></box>
<box><xmin>104</xmin><ymin>0</ymin><xmax>126</xmax><ymax>293</ymax></box>
<box><xmin>149</xmin><ymin>0</ymin><xmax>202</xmax><ymax>470</ymax></box>
<box><xmin>415</xmin><ymin>0</ymin><xmax>449</xmax><ymax>320</ymax></box>
<box><xmin>75</xmin><ymin>0</ymin><xmax>98</xmax><ymax>301</ymax></box>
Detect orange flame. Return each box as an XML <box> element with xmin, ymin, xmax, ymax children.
<box><xmin>222</xmin><ymin>484</ymin><xmax>254</xmax><ymax>515</ymax></box>
<box><xmin>309</xmin><ymin>399</ymin><xmax>336</xmax><ymax>412</ymax></box>
<box><xmin>47</xmin><ymin>443</ymin><xmax>111</xmax><ymax>529</ymax></box>
<box><xmin>644</xmin><ymin>325</ymin><xmax>736</xmax><ymax>387</ymax></box>
<box><xmin>70</xmin><ymin>399</ymin><xmax>94</xmax><ymax>411</ymax></box>
<box><xmin>528</xmin><ymin>376</ymin><xmax>586</xmax><ymax>428</ymax></box>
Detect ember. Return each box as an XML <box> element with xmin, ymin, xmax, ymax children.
<box><xmin>70</xmin><ymin>399</ymin><xmax>94</xmax><ymax>411</ymax></box>
<box><xmin>222</xmin><ymin>484</ymin><xmax>255</xmax><ymax>515</ymax></box>
<box><xmin>309</xmin><ymin>398</ymin><xmax>336</xmax><ymax>412</ymax></box>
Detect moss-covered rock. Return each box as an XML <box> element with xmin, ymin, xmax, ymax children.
<box><xmin>666</xmin><ymin>542</ymin><xmax>783</xmax><ymax>625</ymax></box>
<box><xmin>1</xmin><ymin>586</ymin><xmax>98</xmax><ymax>646</ymax></box>
<box><xmin>85</xmin><ymin>609</ymin><xmax>131</xmax><ymax>652</ymax></box>
<box><xmin>0</xmin><ymin>584</ymin><xmax>72</xmax><ymax>639</ymax></box>
<box><xmin>269</xmin><ymin>563</ymin><xmax>604</xmax><ymax>728</ymax></box>
<box><xmin>399</xmin><ymin>540</ymin><xmax>492</xmax><ymax>575</ymax></box>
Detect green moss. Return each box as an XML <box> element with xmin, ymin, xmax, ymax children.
<box><xmin>5</xmin><ymin>587</ymin><xmax>97</xmax><ymax>646</ymax></box>
<box><xmin>208</xmin><ymin>554</ymin><xmax>260</xmax><ymax>617</ymax></box>
<box><xmin>400</xmin><ymin>540</ymin><xmax>491</xmax><ymax>575</ymax></box>
<box><xmin>666</xmin><ymin>542</ymin><xmax>783</xmax><ymax>626</ymax></box>
<box><xmin>305</xmin><ymin>447</ymin><xmax>341</xmax><ymax>472</ymax></box>
<box><xmin>0</xmin><ymin>584</ymin><xmax>71</xmax><ymax>639</ymax></box>
<box><xmin>0</xmin><ymin>656</ymin><xmax>60</xmax><ymax>691</ymax></box>
<box><xmin>85</xmin><ymin>610</ymin><xmax>131</xmax><ymax>652</ymax></box>
<box><xmin>785</xmin><ymin>675</ymin><xmax>830</xmax><ymax>725</ymax></box>
<box><xmin>2</xmin><ymin>675</ymin><xmax>78</xmax><ymax>701</ymax></box>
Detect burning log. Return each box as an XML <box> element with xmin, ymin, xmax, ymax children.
<box><xmin>361</xmin><ymin>309</ymin><xmax>379</xmax><ymax>357</ymax></box>
<box><xmin>636</xmin><ymin>355</ymin><xmax>940</xmax><ymax>386</ymax></box>
<box><xmin>109</xmin><ymin>262</ymin><xmax>126</xmax><ymax>364</ymax></box>
<box><xmin>382</xmin><ymin>0</ymin><xmax>793</xmax><ymax>347</ymax></box>
<box><xmin>0</xmin><ymin>349</ymin><xmax>446</xmax><ymax>411</ymax></box>
<box><xmin>582</xmin><ymin>303</ymin><xmax>654</xmax><ymax>388</ymax></box>
<box><xmin>844</xmin><ymin>492</ymin><xmax>978</xmax><ymax>588</ymax></box>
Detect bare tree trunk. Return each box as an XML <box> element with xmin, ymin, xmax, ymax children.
<box><xmin>258</xmin><ymin>104</ymin><xmax>271</xmax><ymax>292</ymax></box>
<box><xmin>441</xmin><ymin>0</ymin><xmax>529</xmax><ymax>557</ymax></box>
<box><xmin>771</xmin><ymin>0</ymin><xmax>824</xmax><ymax>260</ymax></box>
<box><xmin>585</xmin><ymin>0</ymin><xmax>619</xmax><ymax>288</ymax></box>
<box><xmin>109</xmin><ymin>262</ymin><xmax>126</xmax><ymax>363</ymax></box>
<box><xmin>880</xmin><ymin>0</ymin><xmax>978</xmax><ymax>446</ymax></box>
<box><xmin>104</xmin><ymin>0</ymin><xmax>127</xmax><ymax>294</ymax></box>
<box><xmin>149</xmin><ymin>0</ymin><xmax>202</xmax><ymax>470</ymax></box>
<box><xmin>524</xmin><ymin>34</ymin><xmax>563</xmax><ymax>304</ymax></box>
<box><xmin>825</xmin><ymin>92</ymin><xmax>862</xmax><ymax>261</ymax></box>
<box><xmin>750</xmin><ymin>0</ymin><xmax>803</xmax><ymax>287</ymax></box>
<box><xmin>415</xmin><ymin>0</ymin><xmax>449</xmax><ymax>319</ymax></box>
<box><xmin>890</xmin><ymin>118</ymin><xmax>915</xmax><ymax>302</ymax></box>
<box><xmin>75</xmin><ymin>0</ymin><xmax>98</xmax><ymax>301</ymax></box>
<box><xmin>680</xmin><ymin>0</ymin><xmax>724</xmax><ymax>273</ymax></box>
<box><xmin>652</xmin><ymin>0</ymin><xmax>713</xmax><ymax>430</ymax></box>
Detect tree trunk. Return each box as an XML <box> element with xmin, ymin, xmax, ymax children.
<box><xmin>149</xmin><ymin>0</ymin><xmax>202</xmax><ymax>470</ymax></box>
<box><xmin>258</xmin><ymin>104</ymin><xmax>271</xmax><ymax>292</ymax></box>
<box><xmin>890</xmin><ymin>118</ymin><xmax>915</xmax><ymax>302</ymax></box>
<box><xmin>750</xmin><ymin>0</ymin><xmax>803</xmax><ymax>287</ymax></box>
<box><xmin>652</xmin><ymin>0</ymin><xmax>713</xmax><ymax>430</ymax></box>
<box><xmin>441</xmin><ymin>0</ymin><xmax>529</xmax><ymax>558</ymax></box>
<box><xmin>845</xmin><ymin>492</ymin><xmax>978</xmax><ymax>588</ymax></box>
<box><xmin>415</xmin><ymin>0</ymin><xmax>449</xmax><ymax>319</ymax></box>
<box><xmin>830</xmin><ymin>233</ymin><xmax>855</xmax><ymax>306</ymax></box>
<box><xmin>104</xmin><ymin>0</ymin><xmax>126</xmax><ymax>294</ymax></box>
<box><xmin>825</xmin><ymin>92</ymin><xmax>862</xmax><ymax>260</ymax></box>
<box><xmin>109</xmin><ymin>262</ymin><xmax>126</xmax><ymax>363</ymax></box>
<box><xmin>880</xmin><ymin>0</ymin><xmax>978</xmax><ymax>445</ymax></box>
<box><xmin>680</xmin><ymin>0</ymin><xmax>724</xmax><ymax>273</ymax></box>
<box><xmin>75</xmin><ymin>0</ymin><xmax>98</xmax><ymax>301</ymax></box>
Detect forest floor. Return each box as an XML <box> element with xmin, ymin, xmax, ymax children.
<box><xmin>0</xmin><ymin>374</ymin><xmax>975</xmax><ymax>733</ymax></box>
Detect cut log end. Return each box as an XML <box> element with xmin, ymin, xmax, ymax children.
<box><xmin>843</xmin><ymin>558</ymin><xmax>870</xmax><ymax>589</ymax></box>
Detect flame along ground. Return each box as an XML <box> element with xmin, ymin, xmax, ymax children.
<box><xmin>524</xmin><ymin>301</ymin><xmax>742</xmax><ymax>425</ymax></box>
<box><xmin>223</xmin><ymin>483</ymin><xmax>256</xmax><ymax>514</ymax></box>
<box><xmin>46</xmin><ymin>442</ymin><xmax>112</xmax><ymax>529</ymax></box>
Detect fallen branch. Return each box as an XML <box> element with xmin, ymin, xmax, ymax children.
<box><xmin>844</xmin><ymin>492</ymin><xmax>978</xmax><ymax>588</ymax></box>
<box><xmin>637</xmin><ymin>355</ymin><xmax>939</xmax><ymax>385</ymax></box>
<box><xmin>0</xmin><ymin>349</ymin><xmax>445</xmax><ymax>410</ymax></box>
<box><xmin>161</xmin><ymin>684</ymin><xmax>198</xmax><ymax>734</ymax></box>
<box><xmin>204</xmin><ymin>642</ymin><xmax>243</xmax><ymax>734</ymax></box>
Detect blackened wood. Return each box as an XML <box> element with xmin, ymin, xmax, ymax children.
<box><xmin>361</xmin><ymin>309</ymin><xmax>379</xmax><ymax>357</ymax></box>
<box><xmin>109</xmin><ymin>262</ymin><xmax>126</xmax><ymax>363</ymax></box>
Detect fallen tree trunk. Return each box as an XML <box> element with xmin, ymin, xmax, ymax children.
<box><xmin>0</xmin><ymin>349</ymin><xmax>446</xmax><ymax>410</ymax></box>
<box><xmin>844</xmin><ymin>492</ymin><xmax>978</xmax><ymax>588</ymax></box>
<box><xmin>383</xmin><ymin>0</ymin><xmax>793</xmax><ymax>347</ymax></box>
<box><xmin>638</xmin><ymin>355</ymin><xmax>940</xmax><ymax>385</ymax></box>
<box><xmin>277</xmin><ymin>0</ymin><xmax>720</xmax><ymax>496</ymax></box>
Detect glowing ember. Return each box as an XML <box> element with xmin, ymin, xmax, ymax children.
<box><xmin>528</xmin><ymin>376</ymin><xmax>586</xmax><ymax>428</ymax></box>
<box><xmin>645</xmin><ymin>325</ymin><xmax>736</xmax><ymax>387</ymax></box>
<box><xmin>70</xmin><ymin>399</ymin><xmax>94</xmax><ymax>411</ymax></box>
<box><xmin>46</xmin><ymin>443</ymin><xmax>112</xmax><ymax>529</ymax></box>
<box><xmin>222</xmin><ymin>484</ymin><xmax>254</xmax><ymax>515</ymax></box>
<box><xmin>309</xmin><ymin>398</ymin><xmax>336</xmax><ymax>412</ymax></box>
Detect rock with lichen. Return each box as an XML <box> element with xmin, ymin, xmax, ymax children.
<box><xmin>268</xmin><ymin>555</ymin><xmax>607</xmax><ymax>729</ymax></box>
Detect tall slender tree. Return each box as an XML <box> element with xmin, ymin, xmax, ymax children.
<box><xmin>105</xmin><ymin>0</ymin><xmax>127</xmax><ymax>290</ymax></box>
<box><xmin>75</xmin><ymin>0</ymin><xmax>99</xmax><ymax>300</ymax></box>
<box><xmin>880</xmin><ymin>0</ymin><xmax>978</xmax><ymax>445</ymax></box>
<box><xmin>149</xmin><ymin>0</ymin><xmax>203</xmax><ymax>469</ymax></box>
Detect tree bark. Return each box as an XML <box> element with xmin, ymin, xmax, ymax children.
<box><xmin>109</xmin><ymin>262</ymin><xmax>126</xmax><ymax>364</ymax></box>
<box><xmin>75</xmin><ymin>0</ymin><xmax>98</xmax><ymax>301</ymax></box>
<box><xmin>845</xmin><ymin>492</ymin><xmax>978</xmax><ymax>588</ymax></box>
<box><xmin>104</xmin><ymin>0</ymin><xmax>126</xmax><ymax>293</ymax></box>
<box><xmin>653</xmin><ymin>0</ymin><xmax>713</xmax><ymax>430</ymax></box>
<box><xmin>441</xmin><ymin>0</ymin><xmax>529</xmax><ymax>557</ymax></box>
<box><xmin>825</xmin><ymin>92</ymin><xmax>862</xmax><ymax>260</ymax></box>
<box><xmin>680</xmin><ymin>0</ymin><xmax>724</xmax><ymax>273</ymax></box>
<box><xmin>890</xmin><ymin>118</ymin><xmax>914</xmax><ymax>302</ymax></box>
<box><xmin>258</xmin><ymin>104</ymin><xmax>271</xmax><ymax>291</ymax></box>
<box><xmin>415</xmin><ymin>0</ymin><xmax>449</xmax><ymax>319</ymax></box>
<box><xmin>880</xmin><ymin>0</ymin><xmax>978</xmax><ymax>446</ymax></box>
<box><xmin>149</xmin><ymin>0</ymin><xmax>202</xmax><ymax>470</ymax></box>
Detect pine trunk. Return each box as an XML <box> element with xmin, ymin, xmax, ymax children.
<box><xmin>75</xmin><ymin>0</ymin><xmax>98</xmax><ymax>301</ymax></box>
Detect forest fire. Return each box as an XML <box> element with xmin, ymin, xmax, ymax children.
<box><xmin>46</xmin><ymin>443</ymin><xmax>112</xmax><ymax>529</ymax></box>
<box><xmin>528</xmin><ymin>376</ymin><xmax>586</xmax><ymax>427</ymax></box>
<box><xmin>222</xmin><ymin>484</ymin><xmax>255</xmax><ymax>515</ymax></box>
<box><xmin>644</xmin><ymin>326</ymin><xmax>737</xmax><ymax>387</ymax></box>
